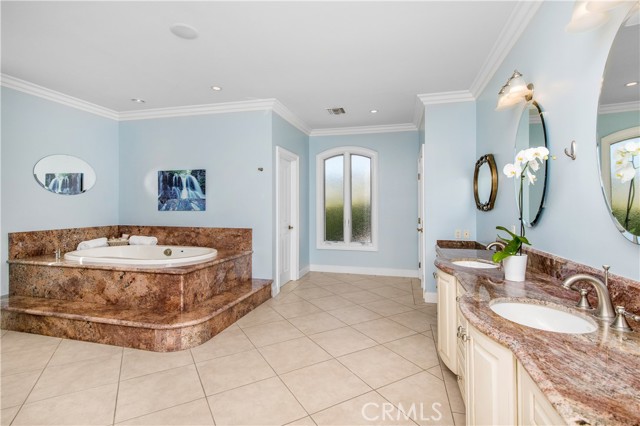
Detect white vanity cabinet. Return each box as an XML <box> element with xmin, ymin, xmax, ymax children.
<box><xmin>517</xmin><ymin>362</ymin><xmax>565</xmax><ymax>426</ymax></box>
<box><xmin>436</xmin><ymin>268</ymin><xmax>458</xmax><ymax>374</ymax></box>
<box><xmin>466</xmin><ymin>322</ymin><xmax>517</xmax><ymax>426</ymax></box>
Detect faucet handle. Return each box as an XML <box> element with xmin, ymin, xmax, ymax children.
<box><xmin>576</xmin><ymin>289</ymin><xmax>593</xmax><ymax>310</ymax></box>
<box><xmin>610</xmin><ymin>306</ymin><xmax>639</xmax><ymax>332</ymax></box>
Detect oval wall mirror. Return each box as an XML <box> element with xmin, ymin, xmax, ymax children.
<box><xmin>33</xmin><ymin>154</ymin><xmax>96</xmax><ymax>195</ymax></box>
<box><xmin>474</xmin><ymin>154</ymin><xmax>498</xmax><ymax>211</ymax></box>
<box><xmin>514</xmin><ymin>101</ymin><xmax>548</xmax><ymax>227</ymax></box>
<box><xmin>596</xmin><ymin>7</ymin><xmax>640</xmax><ymax>244</ymax></box>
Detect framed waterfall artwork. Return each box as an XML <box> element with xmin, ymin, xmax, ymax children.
<box><xmin>158</xmin><ymin>169</ymin><xmax>206</xmax><ymax>211</ymax></box>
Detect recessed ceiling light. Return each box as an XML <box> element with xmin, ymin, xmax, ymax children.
<box><xmin>211</xmin><ymin>86</ymin><xmax>222</xmax><ymax>91</ymax></box>
<box><xmin>625</xmin><ymin>81</ymin><xmax>639</xmax><ymax>87</ymax></box>
<box><xmin>370</xmin><ymin>109</ymin><xmax>378</xmax><ymax>114</ymax></box>
<box><xmin>170</xmin><ymin>23</ymin><xmax>199</xmax><ymax>40</ymax></box>
<box><xmin>130</xmin><ymin>98</ymin><xmax>146</xmax><ymax>103</ymax></box>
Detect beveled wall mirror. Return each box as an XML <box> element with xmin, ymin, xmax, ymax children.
<box><xmin>514</xmin><ymin>101</ymin><xmax>548</xmax><ymax>226</ymax></box>
<box><xmin>474</xmin><ymin>154</ymin><xmax>498</xmax><ymax>211</ymax></box>
<box><xmin>33</xmin><ymin>154</ymin><xmax>96</xmax><ymax>195</ymax></box>
<box><xmin>596</xmin><ymin>7</ymin><xmax>640</xmax><ymax>244</ymax></box>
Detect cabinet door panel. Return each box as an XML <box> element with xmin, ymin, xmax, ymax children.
<box><xmin>467</xmin><ymin>324</ymin><xmax>516</xmax><ymax>426</ymax></box>
<box><xmin>518</xmin><ymin>362</ymin><xmax>566</xmax><ymax>426</ymax></box>
<box><xmin>436</xmin><ymin>270</ymin><xmax>457</xmax><ymax>374</ymax></box>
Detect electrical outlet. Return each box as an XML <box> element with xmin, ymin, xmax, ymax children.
<box><xmin>463</xmin><ymin>230</ymin><xmax>471</xmax><ymax>239</ymax></box>
<box><xmin>454</xmin><ymin>229</ymin><xmax>462</xmax><ymax>239</ymax></box>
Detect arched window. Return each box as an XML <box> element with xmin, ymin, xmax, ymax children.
<box><xmin>316</xmin><ymin>146</ymin><xmax>378</xmax><ymax>250</ymax></box>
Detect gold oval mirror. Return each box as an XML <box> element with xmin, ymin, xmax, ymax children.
<box><xmin>474</xmin><ymin>154</ymin><xmax>498</xmax><ymax>211</ymax></box>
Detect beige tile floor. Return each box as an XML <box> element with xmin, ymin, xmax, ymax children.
<box><xmin>0</xmin><ymin>272</ymin><xmax>465</xmax><ymax>426</ymax></box>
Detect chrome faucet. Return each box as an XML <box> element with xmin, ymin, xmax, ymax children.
<box><xmin>561</xmin><ymin>265</ymin><xmax>616</xmax><ymax>320</ymax></box>
<box><xmin>486</xmin><ymin>241</ymin><xmax>506</xmax><ymax>251</ymax></box>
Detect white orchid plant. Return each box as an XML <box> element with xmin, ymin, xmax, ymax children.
<box><xmin>614</xmin><ymin>140</ymin><xmax>639</xmax><ymax>233</ymax></box>
<box><xmin>493</xmin><ymin>146</ymin><xmax>550</xmax><ymax>263</ymax></box>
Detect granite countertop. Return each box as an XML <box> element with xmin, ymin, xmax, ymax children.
<box><xmin>7</xmin><ymin>249</ymin><xmax>252</xmax><ymax>275</ymax></box>
<box><xmin>435</xmin><ymin>246</ymin><xmax>640</xmax><ymax>426</ymax></box>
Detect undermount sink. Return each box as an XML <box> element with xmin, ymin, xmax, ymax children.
<box><xmin>490</xmin><ymin>301</ymin><xmax>598</xmax><ymax>334</ymax></box>
<box><xmin>452</xmin><ymin>259</ymin><xmax>499</xmax><ymax>269</ymax></box>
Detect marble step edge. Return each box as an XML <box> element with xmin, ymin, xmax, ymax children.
<box><xmin>1</xmin><ymin>279</ymin><xmax>272</xmax><ymax>330</ymax></box>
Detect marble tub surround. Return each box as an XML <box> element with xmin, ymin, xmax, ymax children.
<box><xmin>8</xmin><ymin>225</ymin><xmax>251</xmax><ymax>260</ymax></box>
<box><xmin>9</xmin><ymin>225</ymin><xmax>119</xmax><ymax>259</ymax></box>
<box><xmin>8</xmin><ymin>250</ymin><xmax>251</xmax><ymax>312</ymax></box>
<box><xmin>118</xmin><ymin>225</ymin><xmax>251</xmax><ymax>251</ymax></box>
<box><xmin>1</xmin><ymin>279</ymin><xmax>271</xmax><ymax>351</ymax></box>
<box><xmin>435</xmin><ymin>245</ymin><xmax>640</xmax><ymax>425</ymax></box>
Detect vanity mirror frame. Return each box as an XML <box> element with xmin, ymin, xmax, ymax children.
<box><xmin>474</xmin><ymin>154</ymin><xmax>498</xmax><ymax>211</ymax></box>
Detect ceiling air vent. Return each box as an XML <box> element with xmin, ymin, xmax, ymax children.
<box><xmin>326</xmin><ymin>107</ymin><xmax>346</xmax><ymax>115</ymax></box>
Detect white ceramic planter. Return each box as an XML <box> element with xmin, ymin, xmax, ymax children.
<box><xmin>503</xmin><ymin>254</ymin><xmax>528</xmax><ymax>282</ymax></box>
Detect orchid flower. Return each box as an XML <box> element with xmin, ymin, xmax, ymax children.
<box><xmin>526</xmin><ymin>168</ymin><xmax>537</xmax><ymax>184</ymax></box>
<box><xmin>503</xmin><ymin>163</ymin><xmax>522</xmax><ymax>178</ymax></box>
<box><xmin>616</xmin><ymin>162</ymin><xmax>637</xmax><ymax>184</ymax></box>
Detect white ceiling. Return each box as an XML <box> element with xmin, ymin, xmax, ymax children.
<box><xmin>1</xmin><ymin>1</ymin><xmax>521</xmax><ymax>130</ymax></box>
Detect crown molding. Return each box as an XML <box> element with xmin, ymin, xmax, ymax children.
<box><xmin>598</xmin><ymin>101</ymin><xmax>640</xmax><ymax>114</ymax></box>
<box><xmin>413</xmin><ymin>96</ymin><xmax>426</xmax><ymax>128</ymax></box>
<box><xmin>417</xmin><ymin>90</ymin><xmax>476</xmax><ymax>106</ymax></box>
<box><xmin>1</xmin><ymin>74</ymin><xmax>119</xmax><ymax>120</ymax></box>
<box><xmin>310</xmin><ymin>123</ymin><xmax>417</xmax><ymax>137</ymax></box>
<box><xmin>119</xmin><ymin>98</ymin><xmax>278</xmax><ymax>121</ymax></box>
<box><xmin>272</xmin><ymin>100</ymin><xmax>311</xmax><ymax>135</ymax></box>
<box><xmin>468</xmin><ymin>0</ymin><xmax>543</xmax><ymax>98</ymax></box>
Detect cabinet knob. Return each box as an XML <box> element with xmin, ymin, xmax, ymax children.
<box><xmin>461</xmin><ymin>334</ymin><xmax>470</xmax><ymax>342</ymax></box>
<box><xmin>455</xmin><ymin>296</ymin><xmax>460</xmax><ymax>302</ymax></box>
<box><xmin>433</xmin><ymin>272</ymin><xmax>438</xmax><ymax>279</ymax></box>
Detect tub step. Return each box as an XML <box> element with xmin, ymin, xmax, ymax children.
<box><xmin>0</xmin><ymin>279</ymin><xmax>272</xmax><ymax>352</ymax></box>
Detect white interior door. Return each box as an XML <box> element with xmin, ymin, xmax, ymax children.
<box><xmin>417</xmin><ymin>144</ymin><xmax>426</xmax><ymax>289</ymax></box>
<box><xmin>279</xmin><ymin>158</ymin><xmax>292</xmax><ymax>286</ymax></box>
<box><xmin>276</xmin><ymin>146</ymin><xmax>299</xmax><ymax>293</ymax></box>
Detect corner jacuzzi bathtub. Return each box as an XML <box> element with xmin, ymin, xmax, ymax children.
<box><xmin>64</xmin><ymin>245</ymin><xmax>218</xmax><ymax>267</ymax></box>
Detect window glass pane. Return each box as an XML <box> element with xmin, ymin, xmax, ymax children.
<box><xmin>351</xmin><ymin>155</ymin><xmax>372</xmax><ymax>243</ymax></box>
<box><xmin>324</xmin><ymin>155</ymin><xmax>344</xmax><ymax>242</ymax></box>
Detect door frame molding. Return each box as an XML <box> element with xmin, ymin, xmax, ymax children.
<box><xmin>275</xmin><ymin>146</ymin><xmax>300</xmax><ymax>294</ymax></box>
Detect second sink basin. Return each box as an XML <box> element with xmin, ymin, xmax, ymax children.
<box><xmin>452</xmin><ymin>259</ymin><xmax>499</xmax><ymax>269</ymax></box>
<box><xmin>490</xmin><ymin>301</ymin><xmax>597</xmax><ymax>334</ymax></box>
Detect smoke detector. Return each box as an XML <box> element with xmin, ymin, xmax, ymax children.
<box><xmin>326</xmin><ymin>107</ymin><xmax>346</xmax><ymax>115</ymax></box>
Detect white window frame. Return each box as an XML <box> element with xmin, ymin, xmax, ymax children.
<box><xmin>316</xmin><ymin>146</ymin><xmax>378</xmax><ymax>251</ymax></box>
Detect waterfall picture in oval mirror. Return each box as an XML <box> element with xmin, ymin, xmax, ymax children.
<box><xmin>596</xmin><ymin>7</ymin><xmax>640</xmax><ymax>244</ymax></box>
<box><xmin>33</xmin><ymin>154</ymin><xmax>96</xmax><ymax>195</ymax></box>
<box><xmin>514</xmin><ymin>101</ymin><xmax>548</xmax><ymax>226</ymax></box>
<box><xmin>158</xmin><ymin>169</ymin><xmax>206</xmax><ymax>211</ymax></box>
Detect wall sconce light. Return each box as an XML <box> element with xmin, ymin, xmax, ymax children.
<box><xmin>566</xmin><ymin>0</ymin><xmax>629</xmax><ymax>33</ymax></box>
<box><xmin>496</xmin><ymin>70</ymin><xmax>534</xmax><ymax>111</ymax></box>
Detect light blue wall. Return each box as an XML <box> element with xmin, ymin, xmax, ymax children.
<box><xmin>422</xmin><ymin>101</ymin><xmax>477</xmax><ymax>293</ymax></box>
<box><xmin>272</xmin><ymin>114</ymin><xmax>310</xmax><ymax>274</ymax></box>
<box><xmin>476</xmin><ymin>2</ymin><xmax>640</xmax><ymax>280</ymax></box>
<box><xmin>1</xmin><ymin>88</ymin><xmax>120</xmax><ymax>294</ymax></box>
<box><xmin>309</xmin><ymin>131</ymin><xmax>420</xmax><ymax>274</ymax></box>
<box><xmin>597</xmin><ymin>111</ymin><xmax>640</xmax><ymax>138</ymax></box>
<box><xmin>118</xmin><ymin>111</ymin><xmax>274</xmax><ymax>280</ymax></box>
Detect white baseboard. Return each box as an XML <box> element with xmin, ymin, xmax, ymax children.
<box><xmin>298</xmin><ymin>265</ymin><xmax>310</xmax><ymax>278</ymax></box>
<box><xmin>309</xmin><ymin>264</ymin><xmax>419</xmax><ymax>278</ymax></box>
<box><xmin>423</xmin><ymin>291</ymin><xmax>437</xmax><ymax>304</ymax></box>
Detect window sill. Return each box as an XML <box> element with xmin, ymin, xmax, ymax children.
<box><xmin>316</xmin><ymin>243</ymin><xmax>378</xmax><ymax>252</ymax></box>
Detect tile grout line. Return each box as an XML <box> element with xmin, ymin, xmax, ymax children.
<box><xmin>189</xmin><ymin>348</ymin><xmax>217</xmax><ymax>425</ymax></box>
<box><xmin>8</xmin><ymin>338</ymin><xmax>63</xmax><ymax>426</ymax></box>
<box><xmin>110</xmin><ymin>347</ymin><xmax>125</xmax><ymax>426</ymax></box>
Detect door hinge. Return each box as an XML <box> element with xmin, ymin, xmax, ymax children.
<box><xmin>418</xmin><ymin>217</ymin><xmax>421</xmax><ymax>225</ymax></box>
<box><xmin>418</xmin><ymin>173</ymin><xmax>421</xmax><ymax>180</ymax></box>
<box><xmin>419</xmin><ymin>261</ymin><xmax>421</xmax><ymax>268</ymax></box>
